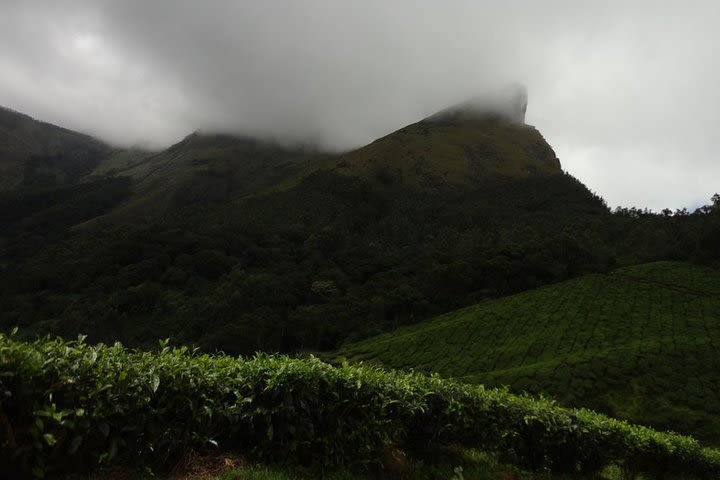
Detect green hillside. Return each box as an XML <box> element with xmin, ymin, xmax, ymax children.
<box><xmin>300</xmin><ymin>114</ymin><xmax>561</xmax><ymax>192</ymax></box>
<box><xmin>0</xmin><ymin>101</ymin><xmax>619</xmax><ymax>355</ymax></box>
<box><xmin>0</xmin><ymin>107</ymin><xmax>319</xmax><ymax>224</ymax></box>
<box><xmin>299</xmin><ymin>84</ymin><xmax>556</xmax><ymax>192</ymax></box>
<box><xmin>1</xmin><ymin>101</ymin><xmax>718</xmax><ymax>362</ymax></box>
<box><xmin>93</xmin><ymin>133</ymin><xmax>324</xmax><ymax>221</ymax></box>
<box><xmin>338</xmin><ymin>261</ymin><xmax>720</xmax><ymax>443</ymax></box>
<box><xmin>0</xmin><ymin>106</ymin><xmax>120</xmax><ymax>190</ymax></box>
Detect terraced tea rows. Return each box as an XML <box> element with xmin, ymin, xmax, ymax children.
<box><xmin>338</xmin><ymin>262</ymin><xmax>720</xmax><ymax>442</ymax></box>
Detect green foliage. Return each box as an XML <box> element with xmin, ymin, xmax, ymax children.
<box><xmin>3</xmin><ymin>102</ymin><xmax>719</xmax><ymax>362</ymax></box>
<box><xmin>338</xmin><ymin>261</ymin><xmax>720</xmax><ymax>444</ymax></box>
<box><xmin>2</xmin><ymin>105</ymin><xmax>720</xmax><ymax>480</ymax></box>
<box><xmin>0</xmin><ymin>177</ymin><xmax>132</xmax><ymax>250</ymax></box>
<box><xmin>0</xmin><ymin>169</ymin><xmax>612</xmax><ymax>354</ymax></box>
<box><xmin>2</xmin><ymin>334</ymin><xmax>720</xmax><ymax>479</ymax></box>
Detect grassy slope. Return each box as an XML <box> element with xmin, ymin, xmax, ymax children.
<box><xmin>288</xmin><ymin>116</ymin><xmax>562</xmax><ymax>194</ymax></box>
<box><xmin>0</xmin><ymin>106</ymin><xmax>322</xmax><ymax>223</ymax></box>
<box><xmin>0</xmin><ymin>106</ymin><xmax>112</xmax><ymax>190</ymax></box>
<box><xmin>86</xmin><ymin>133</ymin><xmax>325</xmax><ymax>222</ymax></box>
<box><xmin>338</xmin><ymin>261</ymin><xmax>720</xmax><ymax>443</ymax></box>
<box><xmin>88</xmin><ymin>148</ymin><xmax>156</xmax><ymax>178</ymax></box>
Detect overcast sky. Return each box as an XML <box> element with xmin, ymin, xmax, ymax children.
<box><xmin>0</xmin><ymin>1</ymin><xmax>717</xmax><ymax>210</ymax></box>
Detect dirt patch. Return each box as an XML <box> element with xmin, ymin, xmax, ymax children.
<box><xmin>169</xmin><ymin>450</ymin><xmax>247</xmax><ymax>480</ymax></box>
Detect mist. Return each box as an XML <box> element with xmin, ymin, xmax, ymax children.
<box><xmin>0</xmin><ymin>0</ymin><xmax>718</xmax><ymax>210</ymax></box>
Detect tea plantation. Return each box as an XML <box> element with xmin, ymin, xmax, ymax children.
<box><xmin>338</xmin><ymin>261</ymin><xmax>720</xmax><ymax>443</ymax></box>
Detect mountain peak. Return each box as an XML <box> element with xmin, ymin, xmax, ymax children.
<box><xmin>425</xmin><ymin>84</ymin><xmax>528</xmax><ymax>125</ymax></box>
<box><xmin>316</xmin><ymin>84</ymin><xmax>559</xmax><ymax>192</ymax></box>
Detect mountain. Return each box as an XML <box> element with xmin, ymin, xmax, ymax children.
<box><xmin>0</xmin><ymin>88</ymin><xmax>563</xmax><ymax>227</ymax></box>
<box><xmin>89</xmin><ymin>89</ymin><xmax>562</xmax><ymax>221</ymax></box>
<box><xmin>299</xmin><ymin>86</ymin><xmax>557</xmax><ymax>192</ymax></box>
<box><xmin>0</xmin><ymin>94</ymin><xmax>718</xmax><ymax>357</ymax></box>
<box><xmin>337</xmin><ymin>261</ymin><xmax>720</xmax><ymax>443</ymax></box>
<box><xmin>2</xmin><ymin>94</ymin><xmax>720</xmax><ymax>478</ymax></box>
<box><xmin>0</xmin><ymin>107</ymin><xmax>153</xmax><ymax>241</ymax></box>
<box><xmin>0</xmin><ymin>106</ymin><xmax>131</xmax><ymax>190</ymax></box>
<box><xmin>306</xmin><ymin>113</ymin><xmax>560</xmax><ymax>192</ymax></box>
<box><xmin>0</xmin><ymin>111</ymin><xmax>326</xmax><ymax>241</ymax></box>
<box><xmin>88</xmin><ymin>132</ymin><xmax>325</xmax><ymax>221</ymax></box>
<box><xmin>0</xmin><ymin>94</ymin><xmax>616</xmax><ymax>352</ymax></box>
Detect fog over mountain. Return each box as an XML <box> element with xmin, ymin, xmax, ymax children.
<box><xmin>0</xmin><ymin>0</ymin><xmax>718</xmax><ymax>210</ymax></box>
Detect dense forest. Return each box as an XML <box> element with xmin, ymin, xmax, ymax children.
<box><xmin>1</xmin><ymin>164</ymin><xmax>718</xmax><ymax>355</ymax></box>
<box><xmin>1</xmin><ymin>103</ymin><xmax>718</xmax><ymax>356</ymax></box>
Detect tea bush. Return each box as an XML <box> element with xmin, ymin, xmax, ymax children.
<box><xmin>339</xmin><ymin>261</ymin><xmax>720</xmax><ymax>443</ymax></box>
<box><xmin>1</xmin><ymin>333</ymin><xmax>719</xmax><ymax>478</ymax></box>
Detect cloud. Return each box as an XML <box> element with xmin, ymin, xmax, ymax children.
<box><xmin>0</xmin><ymin>0</ymin><xmax>718</xmax><ymax>209</ymax></box>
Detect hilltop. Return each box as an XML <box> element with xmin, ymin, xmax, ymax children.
<box><xmin>92</xmin><ymin>132</ymin><xmax>324</xmax><ymax>221</ymax></box>
<box><xmin>337</xmin><ymin>261</ymin><xmax>720</xmax><ymax>443</ymax></box>
<box><xmin>306</xmin><ymin>114</ymin><xmax>560</xmax><ymax>191</ymax></box>
<box><xmin>0</xmin><ymin>106</ymin><xmax>144</xmax><ymax>191</ymax></box>
<box><xmin>298</xmin><ymin>85</ymin><xmax>558</xmax><ymax>192</ymax></box>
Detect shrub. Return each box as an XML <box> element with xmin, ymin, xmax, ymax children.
<box><xmin>1</xmin><ymin>333</ymin><xmax>719</xmax><ymax>478</ymax></box>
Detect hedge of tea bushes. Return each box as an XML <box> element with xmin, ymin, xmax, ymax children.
<box><xmin>1</xmin><ymin>333</ymin><xmax>719</xmax><ymax>479</ymax></box>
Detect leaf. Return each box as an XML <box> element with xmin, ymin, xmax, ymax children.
<box><xmin>43</xmin><ymin>433</ymin><xmax>56</xmax><ymax>446</ymax></box>
<box><xmin>69</xmin><ymin>435</ymin><xmax>83</xmax><ymax>454</ymax></box>
<box><xmin>150</xmin><ymin>374</ymin><xmax>160</xmax><ymax>393</ymax></box>
<box><xmin>108</xmin><ymin>439</ymin><xmax>118</xmax><ymax>460</ymax></box>
<box><xmin>99</xmin><ymin>422</ymin><xmax>110</xmax><ymax>437</ymax></box>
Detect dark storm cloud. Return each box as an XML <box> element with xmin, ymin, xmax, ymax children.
<box><xmin>0</xmin><ymin>1</ymin><xmax>718</xmax><ymax>210</ymax></box>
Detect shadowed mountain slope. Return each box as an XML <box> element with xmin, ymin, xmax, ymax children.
<box><xmin>94</xmin><ymin>132</ymin><xmax>325</xmax><ymax>220</ymax></box>
<box><xmin>0</xmin><ymin>106</ymin><xmax>114</xmax><ymax>190</ymax></box>
<box><xmin>0</xmin><ymin>95</ymin><xmax>614</xmax><ymax>355</ymax></box>
<box><xmin>302</xmin><ymin>99</ymin><xmax>560</xmax><ymax>192</ymax></box>
<box><xmin>2</xmin><ymin>96</ymin><xmax>718</xmax><ymax>370</ymax></box>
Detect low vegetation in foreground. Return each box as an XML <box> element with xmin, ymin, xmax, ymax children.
<box><xmin>2</xmin><ymin>334</ymin><xmax>720</xmax><ymax>479</ymax></box>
